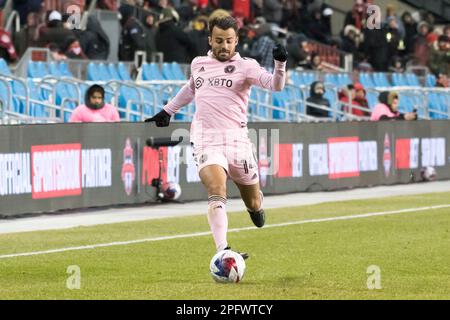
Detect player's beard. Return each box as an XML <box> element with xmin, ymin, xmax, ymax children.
<box><xmin>214</xmin><ymin>48</ymin><xmax>232</xmax><ymax>62</ymax></box>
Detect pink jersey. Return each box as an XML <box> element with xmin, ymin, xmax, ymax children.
<box><xmin>69</xmin><ymin>104</ymin><xmax>120</xmax><ymax>123</ymax></box>
<box><xmin>370</xmin><ymin>103</ymin><xmax>400</xmax><ymax>121</ymax></box>
<box><xmin>163</xmin><ymin>51</ymin><xmax>286</xmax><ymax>146</ymax></box>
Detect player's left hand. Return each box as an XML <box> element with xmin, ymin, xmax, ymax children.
<box><xmin>273</xmin><ymin>44</ymin><xmax>288</xmax><ymax>62</ymax></box>
<box><xmin>145</xmin><ymin>109</ymin><xmax>171</xmax><ymax>127</ymax></box>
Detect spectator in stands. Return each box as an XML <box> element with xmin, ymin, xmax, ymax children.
<box><xmin>13</xmin><ymin>0</ymin><xmax>42</xmax><ymax>26</ymax></box>
<box><xmin>436</xmin><ymin>73</ymin><xmax>449</xmax><ymax>88</ymax></box>
<box><xmin>38</xmin><ymin>10</ymin><xmax>74</xmax><ymax>49</ymax></box>
<box><xmin>77</xmin><ymin>14</ymin><xmax>110</xmax><ymax>60</ymax></box>
<box><xmin>339</xmin><ymin>82</ymin><xmax>369</xmax><ymax>117</ymax></box>
<box><xmin>388</xmin><ymin>55</ymin><xmax>405</xmax><ymax>73</ymax></box>
<box><xmin>142</xmin><ymin>11</ymin><xmax>158</xmax><ymax>61</ymax></box>
<box><xmin>70</xmin><ymin>84</ymin><xmax>120</xmax><ymax>122</ymax></box>
<box><xmin>0</xmin><ymin>29</ymin><xmax>18</xmax><ymax>62</ymax></box>
<box><xmin>62</xmin><ymin>36</ymin><xmax>88</xmax><ymax>59</ymax></box>
<box><xmin>385</xmin><ymin>16</ymin><xmax>402</xmax><ymax>61</ymax></box>
<box><xmin>306</xmin><ymin>81</ymin><xmax>330</xmax><ymax>118</ymax></box>
<box><xmin>155</xmin><ymin>7</ymin><xmax>196</xmax><ymax>63</ymax></box>
<box><xmin>385</xmin><ymin>4</ymin><xmax>405</xmax><ymax>40</ymax></box>
<box><xmin>306</xmin><ymin>52</ymin><xmax>324</xmax><ymax>71</ymax></box>
<box><xmin>340</xmin><ymin>24</ymin><xmax>362</xmax><ymax>57</ymax></box>
<box><xmin>249</xmin><ymin>23</ymin><xmax>276</xmax><ymax>70</ymax></box>
<box><xmin>286</xmin><ymin>33</ymin><xmax>310</xmax><ymax>69</ymax></box>
<box><xmin>119</xmin><ymin>4</ymin><xmax>147</xmax><ymax>61</ymax></box>
<box><xmin>344</xmin><ymin>0</ymin><xmax>367</xmax><ymax>32</ymax></box>
<box><xmin>444</xmin><ymin>25</ymin><xmax>450</xmax><ymax>39</ymax></box>
<box><xmin>263</xmin><ymin>0</ymin><xmax>283</xmax><ymax>25</ymax></box>
<box><xmin>428</xmin><ymin>35</ymin><xmax>450</xmax><ymax>77</ymax></box>
<box><xmin>412</xmin><ymin>21</ymin><xmax>431</xmax><ymax>66</ymax></box>
<box><xmin>188</xmin><ymin>15</ymin><xmax>209</xmax><ymax>56</ymax></box>
<box><xmin>97</xmin><ymin>0</ymin><xmax>118</xmax><ymax>10</ymax></box>
<box><xmin>370</xmin><ymin>91</ymin><xmax>417</xmax><ymax>121</ymax></box>
<box><xmin>306</xmin><ymin>8</ymin><xmax>332</xmax><ymax>44</ymax></box>
<box><xmin>401</xmin><ymin>11</ymin><xmax>417</xmax><ymax>56</ymax></box>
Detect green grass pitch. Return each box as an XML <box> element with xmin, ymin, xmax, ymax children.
<box><xmin>0</xmin><ymin>192</ymin><xmax>449</xmax><ymax>299</ymax></box>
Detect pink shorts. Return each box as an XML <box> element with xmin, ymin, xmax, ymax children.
<box><xmin>192</xmin><ymin>140</ymin><xmax>259</xmax><ymax>186</ymax></box>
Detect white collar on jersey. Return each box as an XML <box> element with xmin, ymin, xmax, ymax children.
<box><xmin>207</xmin><ymin>50</ymin><xmax>241</xmax><ymax>62</ymax></box>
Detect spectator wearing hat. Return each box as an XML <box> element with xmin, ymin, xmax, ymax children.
<box><xmin>401</xmin><ymin>12</ymin><xmax>417</xmax><ymax>55</ymax></box>
<box><xmin>412</xmin><ymin>21</ymin><xmax>432</xmax><ymax>66</ymax></box>
<box><xmin>370</xmin><ymin>91</ymin><xmax>417</xmax><ymax>121</ymax></box>
<box><xmin>38</xmin><ymin>10</ymin><xmax>74</xmax><ymax>49</ymax></box>
<box><xmin>428</xmin><ymin>35</ymin><xmax>450</xmax><ymax>77</ymax></box>
<box><xmin>155</xmin><ymin>7</ymin><xmax>196</xmax><ymax>63</ymax></box>
<box><xmin>306</xmin><ymin>81</ymin><xmax>331</xmax><ymax>118</ymax></box>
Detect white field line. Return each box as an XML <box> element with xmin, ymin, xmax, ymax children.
<box><xmin>1</xmin><ymin>204</ymin><xmax>449</xmax><ymax>260</ymax></box>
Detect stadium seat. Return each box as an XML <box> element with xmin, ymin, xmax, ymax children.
<box><xmin>27</xmin><ymin>61</ymin><xmax>48</xmax><ymax>78</ymax></box>
<box><xmin>108</xmin><ymin>63</ymin><xmax>121</xmax><ymax>81</ymax></box>
<box><xmin>392</xmin><ymin>73</ymin><xmax>408</xmax><ymax>86</ymax></box>
<box><xmin>48</xmin><ymin>62</ymin><xmax>62</xmax><ymax>77</ymax></box>
<box><xmin>0</xmin><ymin>80</ymin><xmax>11</xmax><ymax>112</ymax></box>
<box><xmin>359</xmin><ymin>73</ymin><xmax>375</xmax><ymax>88</ymax></box>
<box><xmin>406</xmin><ymin>73</ymin><xmax>420</xmax><ymax>86</ymax></box>
<box><xmin>171</xmin><ymin>62</ymin><xmax>186</xmax><ymax>80</ymax></box>
<box><xmin>426</xmin><ymin>74</ymin><xmax>436</xmax><ymax>87</ymax></box>
<box><xmin>142</xmin><ymin>63</ymin><xmax>164</xmax><ymax>81</ymax></box>
<box><xmin>162</xmin><ymin>62</ymin><xmax>175</xmax><ymax>80</ymax></box>
<box><xmin>0</xmin><ymin>58</ymin><xmax>12</xmax><ymax>76</ymax></box>
<box><xmin>373</xmin><ymin>73</ymin><xmax>391</xmax><ymax>87</ymax></box>
<box><xmin>118</xmin><ymin>62</ymin><xmax>132</xmax><ymax>81</ymax></box>
<box><xmin>59</xmin><ymin>62</ymin><xmax>73</xmax><ymax>77</ymax></box>
<box><xmin>87</xmin><ymin>62</ymin><xmax>99</xmax><ymax>81</ymax></box>
<box><xmin>97</xmin><ymin>63</ymin><xmax>112</xmax><ymax>81</ymax></box>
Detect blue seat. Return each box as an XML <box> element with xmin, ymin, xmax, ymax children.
<box><xmin>162</xmin><ymin>62</ymin><xmax>176</xmax><ymax>80</ymax></box>
<box><xmin>118</xmin><ymin>62</ymin><xmax>132</xmax><ymax>81</ymax></box>
<box><xmin>108</xmin><ymin>63</ymin><xmax>121</xmax><ymax>80</ymax></box>
<box><xmin>0</xmin><ymin>81</ymin><xmax>11</xmax><ymax>111</ymax></box>
<box><xmin>59</xmin><ymin>62</ymin><xmax>73</xmax><ymax>77</ymax></box>
<box><xmin>97</xmin><ymin>63</ymin><xmax>112</xmax><ymax>81</ymax></box>
<box><xmin>359</xmin><ymin>73</ymin><xmax>375</xmax><ymax>88</ymax></box>
<box><xmin>426</xmin><ymin>74</ymin><xmax>436</xmax><ymax>87</ymax></box>
<box><xmin>373</xmin><ymin>73</ymin><xmax>391</xmax><ymax>87</ymax></box>
<box><xmin>272</xmin><ymin>90</ymin><xmax>288</xmax><ymax>120</ymax></box>
<box><xmin>27</xmin><ymin>61</ymin><xmax>48</xmax><ymax>78</ymax></box>
<box><xmin>142</xmin><ymin>63</ymin><xmax>164</xmax><ymax>81</ymax></box>
<box><xmin>392</xmin><ymin>73</ymin><xmax>408</xmax><ymax>86</ymax></box>
<box><xmin>48</xmin><ymin>62</ymin><xmax>62</xmax><ymax>77</ymax></box>
<box><xmin>12</xmin><ymin>80</ymin><xmax>27</xmax><ymax>113</ymax></box>
<box><xmin>0</xmin><ymin>58</ymin><xmax>12</xmax><ymax>76</ymax></box>
<box><xmin>324</xmin><ymin>73</ymin><xmax>338</xmax><ymax>86</ymax></box>
<box><xmin>171</xmin><ymin>62</ymin><xmax>186</xmax><ymax>80</ymax></box>
<box><xmin>406</xmin><ymin>73</ymin><xmax>420</xmax><ymax>86</ymax></box>
<box><xmin>87</xmin><ymin>62</ymin><xmax>99</xmax><ymax>81</ymax></box>
<box><xmin>337</xmin><ymin>73</ymin><xmax>352</xmax><ymax>87</ymax></box>
<box><xmin>119</xmin><ymin>86</ymin><xmax>142</xmax><ymax>121</ymax></box>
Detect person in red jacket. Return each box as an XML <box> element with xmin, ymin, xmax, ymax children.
<box><xmin>339</xmin><ymin>82</ymin><xmax>370</xmax><ymax>117</ymax></box>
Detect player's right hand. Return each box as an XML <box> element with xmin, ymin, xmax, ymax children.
<box><xmin>145</xmin><ymin>109</ymin><xmax>171</xmax><ymax>127</ymax></box>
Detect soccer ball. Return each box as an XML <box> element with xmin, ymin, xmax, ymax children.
<box><xmin>421</xmin><ymin>166</ymin><xmax>437</xmax><ymax>181</ymax></box>
<box><xmin>161</xmin><ymin>181</ymin><xmax>182</xmax><ymax>200</ymax></box>
<box><xmin>209</xmin><ymin>250</ymin><xmax>246</xmax><ymax>283</ymax></box>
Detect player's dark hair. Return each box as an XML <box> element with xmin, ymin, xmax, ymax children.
<box><xmin>208</xmin><ymin>16</ymin><xmax>238</xmax><ymax>35</ymax></box>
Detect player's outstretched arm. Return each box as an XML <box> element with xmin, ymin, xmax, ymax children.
<box><xmin>247</xmin><ymin>44</ymin><xmax>287</xmax><ymax>92</ymax></box>
<box><xmin>144</xmin><ymin>76</ymin><xmax>195</xmax><ymax>126</ymax></box>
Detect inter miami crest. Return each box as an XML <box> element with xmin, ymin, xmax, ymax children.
<box><xmin>224</xmin><ymin>65</ymin><xmax>235</xmax><ymax>74</ymax></box>
<box><xmin>195</xmin><ymin>77</ymin><xmax>204</xmax><ymax>89</ymax></box>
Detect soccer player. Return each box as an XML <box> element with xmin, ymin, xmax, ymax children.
<box><xmin>146</xmin><ymin>15</ymin><xmax>287</xmax><ymax>258</ymax></box>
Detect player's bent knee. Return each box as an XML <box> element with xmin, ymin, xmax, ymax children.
<box><xmin>247</xmin><ymin>196</ymin><xmax>261</xmax><ymax>211</ymax></box>
<box><xmin>207</xmin><ymin>183</ymin><xmax>227</xmax><ymax>197</ymax></box>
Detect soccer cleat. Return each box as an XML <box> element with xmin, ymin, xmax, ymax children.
<box><xmin>224</xmin><ymin>246</ymin><xmax>249</xmax><ymax>260</ymax></box>
<box><xmin>248</xmin><ymin>208</ymin><xmax>265</xmax><ymax>228</ymax></box>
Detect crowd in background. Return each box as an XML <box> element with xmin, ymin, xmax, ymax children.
<box><xmin>0</xmin><ymin>0</ymin><xmax>449</xmax><ymax>79</ymax></box>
